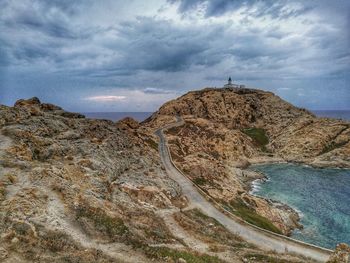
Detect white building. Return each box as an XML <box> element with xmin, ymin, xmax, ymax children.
<box><xmin>224</xmin><ymin>77</ymin><xmax>245</xmax><ymax>88</ymax></box>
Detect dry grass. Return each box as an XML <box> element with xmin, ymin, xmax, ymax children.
<box><xmin>174</xmin><ymin>209</ymin><xmax>251</xmax><ymax>249</ymax></box>
<box><xmin>4</xmin><ymin>173</ymin><xmax>17</xmax><ymax>184</ymax></box>
<box><xmin>0</xmin><ymin>183</ymin><xmax>6</xmax><ymax>201</ymax></box>
<box><xmin>74</xmin><ymin>202</ymin><xmax>128</xmax><ymax>241</ymax></box>
<box><xmin>142</xmin><ymin>246</ymin><xmax>224</xmax><ymax>263</ymax></box>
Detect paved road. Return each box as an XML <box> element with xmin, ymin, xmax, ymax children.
<box><xmin>155</xmin><ymin>117</ymin><xmax>332</xmax><ymax>263</ymax></box>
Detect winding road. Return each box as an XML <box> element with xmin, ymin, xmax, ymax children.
<box><xmin>155</xmin><ymin>116</ymin><xmax>332</xmax><ymax>263</ymax></box>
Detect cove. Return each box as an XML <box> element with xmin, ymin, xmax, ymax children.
<box><xmin>250</xmin><ymin>163</ymin><xmax>350</xmax><ymax>249</ymax></box>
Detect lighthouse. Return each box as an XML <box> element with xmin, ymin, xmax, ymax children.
<box><xmin>224</xmin><ymin>76</ymin><xmax>245</xmax><ymax>89</ymax></box>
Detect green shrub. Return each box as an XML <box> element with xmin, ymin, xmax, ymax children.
<box><xmin>242</xmin><ymin>128</ymin><xmax>269</xmax><ymax>151</ymax></box>
<box><xmin>321</xmin><ymin>141</ymin><xmax>348</xmax><ymax>154</ymax></box>
<box><xmin>145</xmin><ymin>138</ymin><xmax>158</xmax><ymax>150</ymax></box>
<box><xmin>193</xmin><ymin>177</ymin><xmax>207</xmax><ymax>186</ymax></box>
<box><xmin>230</xmin><ymin>199</ymin><xmax>282</xmax><ymax>234</ymax></box>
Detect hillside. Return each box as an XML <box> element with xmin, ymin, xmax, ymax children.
<box><xmin>0</xmin><ymin>97</ymin><xmax>317</xmax><ymax>262</ymax></box>
<box><xmin>144</xmin><ymin>87</ymin><xmax>350</xmax><ymax>237</ymax></box>
<box><xmin>146</xmin><ymin>87</ymin><xmax>350</xmax><ymax>167</ymax></box>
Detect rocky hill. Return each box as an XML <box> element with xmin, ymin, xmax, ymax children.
<box><xmin>146</xmin><ymin>87</ymin><xmax>350</xmax><ymax>167</ymax></box>
<box><xmin>0</xmin><ymin>97</ymin><xmax>316</xmax><ymax>262</ymax></box>
<box><xmin>144</xmin><ymin>87</ymin><xmax>350</xmax><ymax>238</ymax></box>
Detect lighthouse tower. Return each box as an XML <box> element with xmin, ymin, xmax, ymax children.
<box><xmin>224</xmin><ymin>76</ymin><xmax>245</xmax><ymax>89</ymax></box>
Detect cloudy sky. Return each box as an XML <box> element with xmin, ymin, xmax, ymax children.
<box><xmin>0</xmin><ymin>0</ymin><xmax>349</xmax><ymax>112</ymax></box>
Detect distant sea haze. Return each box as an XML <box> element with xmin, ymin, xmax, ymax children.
<box><xmin>312</xmin><ymin>110</ymin><xmax>350</xmax><ymax>121</ymax></box>
<box><xmin>83</xmin><ymin>112</ymin><xmax>153</xmax><ymax>122</ymax></box>
<box><xmin>82</xmin><ymin>110</ymin><xmax>350</xmax><ymax>122</ymax></box>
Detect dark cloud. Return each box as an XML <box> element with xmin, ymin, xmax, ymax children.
<box><xmin>15</xmin><ymin>15</ymin><xmax>77</xmax><ymax>39</ymax></box>
<box><xmin>170</xmin><ymin>0</ymin><xmax>311</xmax><ymax>18</ymax></box>
<box><xmin>114</xmin><ymin>18</ymin><xmax>218</xmax><ymax>72</ymax></box>
<box><xmin>1</xmin><ymin>1</ymin><xmax>89</xmax><ymax>40</ymax></box>
<box><xmin>0</xmin><ymin>0</ymin><xmax>349</xmax><ymax>111</ymax></box>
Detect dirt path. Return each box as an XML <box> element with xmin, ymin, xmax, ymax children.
<box><xmin>156</xmin><ymin>209</ymin><xmax>209</xmax><ymax>253</ymax></box>
<box><xmin>156</xmin><ymin>117</ymin><xmax>332</xmax><ymax>263</ymax></box>
<box><xmin>42</xmin><ymin>189</ymin><xmax>152</xmax><ymax>263</ymax></box>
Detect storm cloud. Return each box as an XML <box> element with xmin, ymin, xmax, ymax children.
<box><xmin>0</xmin><ymin>0</ymin><xmax>349</xmax><ymax>111</ymax></box>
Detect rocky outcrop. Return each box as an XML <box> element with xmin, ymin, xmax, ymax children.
<box><xmin>0</xmin><ymin>97</ymin><xmax>312</xmax><ymax>262</ymax></box>
<box><xmin>117</xmin><ymin>117</ymin><xmax>140</xmax><ymax>130</ymax></box>
<box><xmin>327</xmin><ymin>243</ymin><xmax>350</xmax><ymax>263</ymax></box>
<box><xmin>144</xmin><ymin>87</ymin><xmax>350</xmax><ymax>235</ymax></box>
<box><xmin>0</xmin><ymin>98</ymin><xmax>180</xmax><ymax>262</ymax></box>
<box><xmin>146</xmin><ymin>87</ymin><xmax>349</xmax><ymax>168</ymax></box>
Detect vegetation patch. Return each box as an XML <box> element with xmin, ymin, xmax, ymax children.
<box><xmin>143</xmin><ymin>246</ymin><xmax>224</xmax><ymax>263</ymax></box>
<box><xmin>0</xmin><ymin>184</ymin><xmax>6</xmax><ymax>201</ymax></box>
<box><xmin>320</xmin><ymin>140</ymin><xmax>348</xmax><ymax>154</ymax></box>
<box><xmin>229</xmin><ymin>199</ymin><xmax>282</xmax><ymax>234</ymax></box>
<box><xmin>75</xmin><ymin>203</ymin><xmax>128</xmax><ymax>240</ymax></box>
<box><xmin>190</xmin><ymin>209</ymin><xmax>225</xmax><ymax>228</ymax></box>
<box><xmin>145</xmin><ymin>138</ymin><xmax>158</xmax><ymax>151</ymax></box>
<box><xmin>40</xmin><ymin>229</ymin><xmax>79</xmax><ymax>253</ymax></box>
<box><xmin>174</xmin><ymin>209</ymin><xmax>250</xmax><ymax>249</ymax></box>
<box><xmin>242</xmin><ymin>127</ymin><xmax>269</xmax><ymax>151</ymax></box>
<box><xmin>193</xmin><ymin>177</ymin><xmax>207</xmax><ymax>186</ymax></box>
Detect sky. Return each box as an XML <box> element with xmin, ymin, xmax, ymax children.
<box><xmin>0</xmin><ymin>0</ymin><xmax>349</xmax><ymax>112</ymax></box>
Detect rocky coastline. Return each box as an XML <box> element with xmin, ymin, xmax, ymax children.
<box><xmin>1</xmin><ymin>87</ymin><xmax>349</xmax><ymax>262</ymax></box>
<box><xmin>1</xmin><ymin>96</ymin><xmax>323</xmax><ymax>263</ymax></box>
<box><xmin>145</xmin><ymin>87</ymin><xmax>350</xmax><ymax>237</ymax></box>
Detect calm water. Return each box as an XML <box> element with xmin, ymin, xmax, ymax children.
<box><xmin>312</xmin><ymin>110</ymin><xmax>350</xmax><ymax>121</ymax></box>
<box><xmin>250</xmin><ymin>163</ymin><xmax>350</xmax><ymax>249</ymax></box>
<box><xmin>83</xmin><ymin>112</ymin><xmax>153</xmax><ymax>122</ymax></box>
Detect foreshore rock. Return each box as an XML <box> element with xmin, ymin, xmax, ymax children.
<box><xmin>327</xmin><ymin>243</ymin><xmax>350</xmax><ymax>263</ymax></box>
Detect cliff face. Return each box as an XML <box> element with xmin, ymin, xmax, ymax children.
<box><xmin>145</xmin><ymin>87</ymin><xmax>350</xmax><ymax>235</ymax></box>
<box><xmin>0</xmin><ymin>97</ymin><xmax>310</xmax><ymax>262</ymax></box>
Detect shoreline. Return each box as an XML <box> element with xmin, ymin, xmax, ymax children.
<box><xmin>246</xmin><ymin>162</ymin><xmax>350</xmax><ymax>249</ymax></box>
<box><xmin>248</xmin><ymin>173</ymin><xmax>304</xmax><ymax>219</ymax></box>
<box><xmin>246</xmin><ymin>155</ymin><xmax>350</xmax><ymax>170</ymax></box>
<box><xmin>246</xmin><ymin>169</ymin><xmax>304</xmax><ymax>236</ymax></box>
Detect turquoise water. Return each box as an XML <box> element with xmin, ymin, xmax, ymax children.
<box><xmin>250</xmin><ymin>163</ymin><xmax>350</xmax><ymax>249</ymax></box>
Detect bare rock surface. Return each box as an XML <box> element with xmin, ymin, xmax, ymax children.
<box><xmin>0</xmin><ymin>97</ymin><xmax>313</xmax><ymax>262</ymax></box>
<box><xmin>327</xmin><ymin>243</ymin><xmax>350</xmax><ymax>263</ymax></box>
<box><xmin>144</xmin><ymin>87</ymin><xmax>349</xmax><ymax>236</ymax></box>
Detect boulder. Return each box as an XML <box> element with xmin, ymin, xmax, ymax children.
<box><xmin>327</xmin><ymin>243</ymin><xmax>350</xmax><ymax>263</ymax></box>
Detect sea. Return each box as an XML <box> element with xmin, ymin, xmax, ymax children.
<box><xmin>250</xmin><ymin>163</ymin><xmax>350</xmax><ymax>249</ymax></box>
<box><xmin>83</xmin><ymin>112</ymin><xmax>153</xmax><ymax>122</ymax></box>
<box><xmin>82</xmin><ymin>110</ymin><xmax>350</xmax><ymax>122</ymax></box>
<box><xmin>312</xmin><ymin>110</ymin><xmax>350</xmax><ymax>121</ymax></box>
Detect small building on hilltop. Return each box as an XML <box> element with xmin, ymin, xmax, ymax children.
<box><xmin>224</xmin><ymin>77</ymin><xmax>245</xmax><ymax>89</ymax></box>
